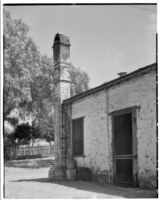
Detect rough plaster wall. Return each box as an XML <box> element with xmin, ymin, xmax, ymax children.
<box><xmin>72</xmin><ymin>91</ymin><xmax>110</xmax><ymax>175</ymax></box>
<box><xmin>71</xmin><ymin>70</ymin><xmax>156</xmax><ymax>187</ymax></box>
<box><xmin>108</xmin><ymin>71</ymin><xmax>156</xmax><ymax>187</ymax></box>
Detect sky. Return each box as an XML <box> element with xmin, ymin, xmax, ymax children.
<box><xmin>4</xmin><ymin>4</ymin><xmax>157</xmax><ymax>88</ymax></box>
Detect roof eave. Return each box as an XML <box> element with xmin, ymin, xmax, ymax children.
<box><xmin>63</xmin><ymin>63</ymin><xmax>157</xmax><ymax>105</ymax></box>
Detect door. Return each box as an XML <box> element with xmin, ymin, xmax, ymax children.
<box><xmin>112</xmin><ymin>109</ymin><xmax>138</xmax><ymax>187</ymax></box>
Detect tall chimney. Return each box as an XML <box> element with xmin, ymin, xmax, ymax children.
<box><xmin>49</xmin><ymin>33</ymin><xmax>71</xmax><ymax>180</ymax></box>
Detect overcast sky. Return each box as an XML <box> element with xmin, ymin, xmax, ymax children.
<box><xmin>5</xmin><ymin>4</ymin><xmax>157</xmax><ymax>88</ymax></box>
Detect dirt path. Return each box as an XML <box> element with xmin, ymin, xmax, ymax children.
<box><xmin>4</xmin><ymin>158</ymin><xmax>157</xmax><ymax>199</ymax></box>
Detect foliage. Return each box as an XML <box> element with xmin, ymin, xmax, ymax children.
<box><xmin>13</xmin><ymin>123</ymin><xmax>40</xmax><ymax>145</ymax></box>
<box><xmin>29</xmin><ymin>55</ymin><xmax>55</xmax><ymax>143</ymax></box>
<box><xmin>69</xmin><ymin>64</ymin><xmax>90</xmax><ymax>96</ymax></box>
<box><xmin>6</xmin><ymin>117</ymin><xmax>19</xmax><ymax>127</ymax></box>
<box><xmin>3</xmin><ymin>9</ymin><xmax>41</xmax><ymax>120</ymax></box>
<box><xmin>3</xmin><ymin>9</ymin><xmax>90</xmax><ymax>145</ymax></box>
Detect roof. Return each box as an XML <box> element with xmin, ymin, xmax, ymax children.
<box><xmin>63</xmin><ymin>63</ymin><xmax>157</xmax><ymax>104</ymax></box>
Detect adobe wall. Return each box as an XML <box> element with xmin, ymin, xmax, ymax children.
<box><xmin>69</xmin><ymin>69</ymin><xmax>156</xmax><ymax>188</ymax></box>
<box><xmin>71</xmin><ymin>90</ymin><xmax>110</xmax><ymax>183</ymax></box>
<box><xmin>108</xmin><ymin>70</ymin><xmax>156</xmax><ymax>188</ymax></box>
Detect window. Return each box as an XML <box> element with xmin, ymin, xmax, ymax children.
<box><xmin>72</xmin><ymin>117</ymin><xmax>84</xmax><ymax>156</ymax></box>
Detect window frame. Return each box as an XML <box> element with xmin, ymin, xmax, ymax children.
<box><xmin>72</xmin><ymin>117</ymin><xmax>84</xmax><ymax>157</ymax></box>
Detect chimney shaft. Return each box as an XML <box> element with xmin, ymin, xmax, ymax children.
<box><xmin>49</xmin><ymin>33</ymin><xmax>71</xmax><ymax>181</ymax></box>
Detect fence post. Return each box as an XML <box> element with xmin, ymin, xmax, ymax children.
<box><xmin>10</xmin><ymin>147</ymin><xmax>11</xmax><ymax>160</ymax></box>
<box><xmin>38</xmin><ymin>146</ymin><xmax>39</xmax><ymax>156</ymax></box>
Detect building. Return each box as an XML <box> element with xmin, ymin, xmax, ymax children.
<box><xmin>49</xmin><ymin>33</ymin><xmax>157</xmax><ymax>189</ymax></box>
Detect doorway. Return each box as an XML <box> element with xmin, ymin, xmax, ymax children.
<box><xmin>112</xmin><ymin>108</ymin><xmax>138</xmax><ymax>187</ymax></box>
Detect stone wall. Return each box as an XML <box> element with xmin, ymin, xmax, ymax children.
<box><xmin>49</xmin><ymin>33</ymin><xmax>71</xmax><ymax>181</ymax></box>
<box><xmin>65</xmin><ymin>68</ymin><xmax>156</xmax><ymax>188</ymax></box>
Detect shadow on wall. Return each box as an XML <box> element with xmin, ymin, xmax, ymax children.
<box><xmin>5</xmin><ymin>157</ymin><xmax>55</xmax><ymax>169</ymax></box>
<box><xmin>12</xmin><ymin>178</ymin><xmax>157</xmax><ymax>198</ymax></box>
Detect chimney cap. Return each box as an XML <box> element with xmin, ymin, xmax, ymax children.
<box><xmin>118</xmin><ymin>72</ymin><xmax>127</xmax><ymax>77</ymax></box>
<box><xmin>53</xmin><ymin>33</ymin><xmax>70</xmax><ymax>48</ymax></box>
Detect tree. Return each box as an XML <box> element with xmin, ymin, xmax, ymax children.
<box><xmin>12</xmin><ymin>122</ymin><xmax>40</xmax><ymax>145</ymax></box>
<box><xmin>13</xmin><ymin>123</ymin><xmax>32</xmax><ymax>145</ymax></box>
<box><xmin>29</xmin><ymin>55</ymin><xmax>55</xmax><ymax>147</ymax></box>
<box><xmin>3</xmin><ymin>9</ymin><xmax>41</xmax><ymax>120</ymax></box>
<box><xmin>29</xmin><ymin>59</ymin><xmax>90</xmax><ymax>145</ymax></box>
<box><xmin>3</xmin><ymin>9</ymin><xmax>90</xmax><ymax>146</ymax></box>
<box><xmin>69</xmin><ymin>64</ymin><xmax>90</xmax><ymax>96</ymax></box>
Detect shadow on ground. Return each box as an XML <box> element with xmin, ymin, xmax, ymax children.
<box><xmin>13</xmin><ymin>178</ymin><xmax>157</xmax><ymax>198</ymax></box>
<box><xmin>5</xmin><ymin>157</ymin><xmax>54</xmax><ymax>169</ymax></box>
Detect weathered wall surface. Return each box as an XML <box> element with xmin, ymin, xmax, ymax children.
<box><xmin>49</xmin><ymin>33</ymin><xmax>71</xmax><ymax>181</ymax></box>
<box><xmin>72</xmin><ymin>91</ymin><xmax>110</xmax><ymax>182</ymax></box>
<box><xmin>70</xmin><ymin>69</ymin><xmax>156</xmax><ymax>188</ymax></box>
<box><xmin>108</xmin><ymin>70</ymin><xmax>156</xmax><ymax>188</ymax></box>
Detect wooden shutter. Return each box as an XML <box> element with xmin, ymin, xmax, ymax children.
<box><xmin>72</xmin><ymin>118</ymin><xmax>84</xmax><ymax>156</ymax></box>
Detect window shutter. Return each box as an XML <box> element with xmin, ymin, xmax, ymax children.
<box><xmin>72</xmin><ymin>118</ymin><xmax>84</xmax><ymax>155</ymax></box>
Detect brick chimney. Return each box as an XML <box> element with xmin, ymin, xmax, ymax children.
<box><xmin>49</xmin><ymin>33</ymin><xmax>71</xmax><ymax>180</ymax></box>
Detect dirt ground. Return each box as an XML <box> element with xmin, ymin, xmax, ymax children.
<box><xmin>4</xmin><ymin>157</ymin><xmax>157</xmax><ymax>199</ymax></box>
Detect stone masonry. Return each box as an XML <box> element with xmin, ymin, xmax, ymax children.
<box><xmin>48</xmin><ymin>33</ymin><xmax>157</xmax><ymax>189</ymax></box>
<box><xmin>63</xmin><ymin>66</ymin><xmax>157</xmax><ymax>189</ymax></box>
<box><xmin>48</xmin><ymin>33</ymin><xmax>72</xmax><ymax>180</ymax></box>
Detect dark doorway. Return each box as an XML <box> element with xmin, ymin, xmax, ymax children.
<box><xmin>112</xmin><ymin>108</ymin><xmax>138</xmax><ymax>187</ymax></box>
